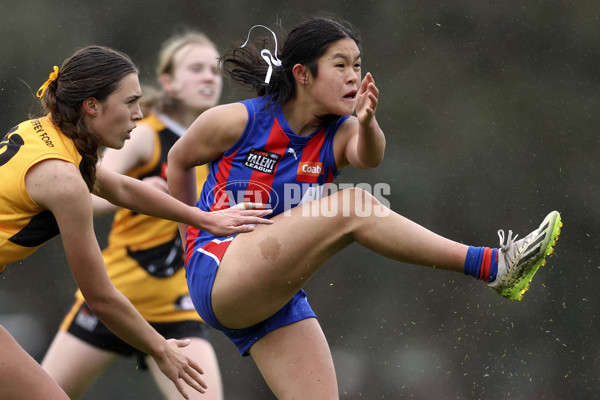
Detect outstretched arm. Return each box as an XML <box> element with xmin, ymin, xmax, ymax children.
<box><xmin>94</xmin><ymin>160</ymin><xmax>272</xmax><ymax>237</ymax></box>
<box><xmin>26</xmin><ymin>159</ymin><xmax>206</xmax><ymax>399</ymax></box>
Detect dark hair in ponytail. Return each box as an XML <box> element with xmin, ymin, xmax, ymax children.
<box><xmin>40</xmin><ymin>45</ymin><xmax>138</xmax><ymax>191</ymax></box>
<box><xmin>220</xmin><ymin>16</ymin><xmax>361</xmax><ymax>110</ymax></box>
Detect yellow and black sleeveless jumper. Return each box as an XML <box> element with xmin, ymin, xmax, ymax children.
<box><xmin>0</xmin><ymin>116</ymin><xmax>82</xmax><ymax>273</ymax></box>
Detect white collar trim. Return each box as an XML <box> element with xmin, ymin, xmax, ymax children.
<box><xmin>157</xmin><ymin>113</ymin><xmax>186</xmax><ymax>137</ymax></box>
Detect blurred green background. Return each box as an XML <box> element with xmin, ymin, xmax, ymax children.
<box><xmin>1</xmin><ymin>0</ymin><xmax>598</xmax><ymax>399</ymax></box>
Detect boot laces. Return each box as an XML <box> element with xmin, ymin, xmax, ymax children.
<box><xmin>497</xmin><ymin>229</ymin><xmax>521</xmax><ymax>266</ymax></box>
<box><xmin>498</xmin><ymin>229</ymin><xmax>518</xmax><ymax>251</ymax></box>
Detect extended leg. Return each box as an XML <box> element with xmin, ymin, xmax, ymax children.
<box><xmin>212</xmin><ymin>188</ymin><xmax>468</xmax><ymax>328</ymax></box>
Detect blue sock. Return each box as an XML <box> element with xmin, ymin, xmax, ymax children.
<box><xmin>489</xmin><ymin>248</ymin><xmax>499</xmax><ymax>282</ymax></box>
<box><xmin>464</xmin><ymin>246</ymin><xmax>484</xmax><ymax>278</ymax></box>
<box><xmin>464</xmin><ymin>246</ymin><xmax>499</xmax><ymax>282</ymax></box>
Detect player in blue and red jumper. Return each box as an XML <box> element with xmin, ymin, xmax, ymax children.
<box><xmin>168</xmin><ymin>16</ymin><xmax>562</xmax><ymax>399</ymax></box>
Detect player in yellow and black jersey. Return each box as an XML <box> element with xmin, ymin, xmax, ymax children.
<box><xmin>42</xmin><ymin>32</ymin><xmax>226</xmax><ymax>400</ymax></box>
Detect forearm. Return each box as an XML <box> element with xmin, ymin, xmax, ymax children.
<box><xmin>62</xmin><ymin>231</ymin><xmax>167</xmax><ymax>359</ymax></box>
<box><xmin>168</xmin><ymin>163</ymin><xmax>199</xmax><ymax>242</ymax></box>
<box><xmin>356</xmin><ymin>118</ymin><xmax>386</xmax><ymax>168</ymax></box>
<box><xmin>111</xmin><ymin>175</ymin><xmax>207</xmax><ymax>227</ymax></box>
<box><xmin>87</xmin><ymin>288</ymin><xmax>166</xmax><ymax>358</ymax></box>
<box><xmin>167</xmin><ymin>155</ymin><xmax>198</xmax><ymax>207</ymax></box>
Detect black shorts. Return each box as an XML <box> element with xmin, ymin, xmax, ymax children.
<box><xmin>63</xmin><ymin>300</ymin><xmax>210</xmax><ymax>370</ymax></box>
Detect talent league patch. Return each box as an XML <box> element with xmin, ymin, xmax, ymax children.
<box><xmin>244</xmin><ymin>148</ymin><xmax>281</xmax><ymax>174</ymax></box>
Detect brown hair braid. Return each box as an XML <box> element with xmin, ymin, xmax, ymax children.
<box><xmin>39</xmin><ymin>45</ymin><xmax>138</xmax><ymax>191</ymax></box>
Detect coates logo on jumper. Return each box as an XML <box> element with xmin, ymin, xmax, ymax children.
<box><xmin>207</xmin><ymin>180</ymin><xmax>279</xmax><ymax>211</ymax></box>
<box><xmin>297</xmin><ymin>161</ymin><xmax>323</xmax><ymax>177</ymax></box>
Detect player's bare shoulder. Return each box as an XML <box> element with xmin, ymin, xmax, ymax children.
<box><xmin>200</xmin><ymin>103</ymin><xmax>248</xmax><ymax>137</ymax></box>
<box><xmin>25</xmin><ymin>159</ymin><xmax>88</xmax><ymax>209</ymax></box>
<box><xmin>187</xmin><ymin>102</ymin><xmax>248</xmax><ymax>155</ymax></box>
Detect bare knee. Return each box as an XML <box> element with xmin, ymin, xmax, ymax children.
<box><xmin>332</xmin><ymin>187</ymin><xmax>388</xmax><ymax>219</ymax></box>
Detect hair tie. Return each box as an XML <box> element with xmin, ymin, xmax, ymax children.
<box><xmin>36</xmin><ymin>66</ymin><xmax>60</xmax><ymax>98</ymax></box>
<box><xmin>241</xmin><ymin>25</ymin><xmax>281</xmax><ymax>84</ymax></box>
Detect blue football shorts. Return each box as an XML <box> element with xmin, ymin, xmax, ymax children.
<box><xmin>187</xmin><ymin>237</ymin><xmax>317</xmax><ymax>356</ymax></box>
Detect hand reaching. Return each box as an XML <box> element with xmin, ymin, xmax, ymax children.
<box><xmin>153</xmin><ymin>338</ymin><xmax>207</xmax><ymax>399</ymax></box>
<box><xmin>201</xmin><ymin>203</ymin><xmax>274</xmax><ymax>236</ymax></box>
<box><xmin>355</xmin><ymin>72</ymin><xmax>379</xmax><ymax>127</ymax></box>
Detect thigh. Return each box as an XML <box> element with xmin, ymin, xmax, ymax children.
<box><xmin>212</xmin><ymin>193</ymin><xmax>355</xmax><ymax>328</ymax></box>
<box><xmin>249</xmin><ymin>318</ymin><xmax>338</xmax><ymax>400</ymax></box>
<box><xmin>41</xmin><ymin>330</ymin><xmax>117</xmax><ymax>399</ymax></box>
<box><xmin>147</xmin><ymin>337</ymin><xmax>223</xmax><ymax>400</ymax></box>
<box><xmin>0</xmin><ymin>326</ymin><xmax>70</xmax><ymax>400</ymax></box>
